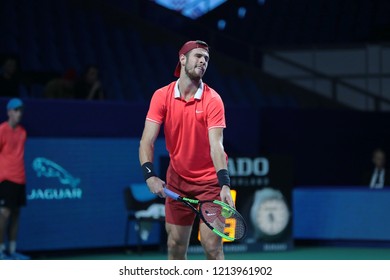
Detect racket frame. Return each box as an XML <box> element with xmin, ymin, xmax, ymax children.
<box><xmin>165</xmin><ymin>188</ymin><xmax>246</xmax><ymax>241</ymax></box>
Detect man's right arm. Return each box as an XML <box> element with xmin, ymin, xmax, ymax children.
<box><xmin>139</xmin><ymin>120</ymin><xmax>166</xmax><ymax>197</ymax></box>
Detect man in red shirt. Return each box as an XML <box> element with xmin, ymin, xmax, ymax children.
<box><xmin>0</xmin><ymin>98</ymin><xmax>29</xmax><ymax>260</ymax></box>
<box><xmin>139</xmin><ymin>40</ymin><xmax>233</xmax><ymax>260</ymax></box>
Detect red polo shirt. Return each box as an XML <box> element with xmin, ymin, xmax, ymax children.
<box><xmin>0</xmin><ymin>121</ymin><xmax>27</xmax><ymax>184</ymax></box>
<box><xmin>146</xmin><ymin>80</ymin><xmax>227</xmax><ymax>182</ymax></box>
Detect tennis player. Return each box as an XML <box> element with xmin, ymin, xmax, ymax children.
<box><xmin>0</xmin><ymin>98</ymin><xmax>29</xmax><ymax>260</ymax></box>
<box><xmin>139</xmin><ymin>40</ymin><xmax>233</xmax><ymax>260</ymax></box>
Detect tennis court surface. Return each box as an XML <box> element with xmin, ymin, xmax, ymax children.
<box><xmin>33</xmin><ymin>246</ymin><xmax>390</xmax><ymax>260</ymax></box>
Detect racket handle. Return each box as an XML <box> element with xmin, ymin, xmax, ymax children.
<box><xmin>164</xmin><ymin>188</ymin><xmax>180</xmax><ymax>200</ymax></box>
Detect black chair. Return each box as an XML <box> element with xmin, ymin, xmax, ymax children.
<box><xmin>123</xmin><ymin>185</ymin><xmax>165</xmax><ymax>253</ymax></box>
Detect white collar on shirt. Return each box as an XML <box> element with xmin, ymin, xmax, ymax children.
<box><xmin>174</xmin><ymin>79</ymin><xmax>204</xmax><ymax>100</ymax></box>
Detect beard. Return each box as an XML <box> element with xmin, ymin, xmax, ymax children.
<box><xmin>184</xmin><ymin>63</ymin><xmax>205</xmax><ymax>82</ymax></box>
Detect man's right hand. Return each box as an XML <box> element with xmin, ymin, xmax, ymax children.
<box><xmin>146</xmin><ymin>176</ymin><xmax>166</xmax><ymax>198</ymax></box>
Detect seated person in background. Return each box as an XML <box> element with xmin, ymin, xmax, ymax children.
<box><xmin>44</xmin><ymin>68</ymin><xmax>77</xmax><ymax>99</ymax></box>
<box><xmin>0</xmin><ymin>56</ymin><xmax>20</xmax><ymax>98</ymax></box>
<box><xmin>74</xmin><ymin>65</ymin><xmax>104</xmax><ymax>100</ymax></box>
<box><xmin>363</xmin><ymin>148</ymin><xmax>390</xmax><ymax>189</ymax></box>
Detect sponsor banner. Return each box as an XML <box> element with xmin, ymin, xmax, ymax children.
<box><xmin>18</xmin><ymin>138</ymin><xmax>168</xmax><ymax>251</ymax></box>
<box><xmin>229</xmin><ymin>157</ymin><xmax>271</xmax><ymax>187</ymax></box>
<box><xmin>230</xmin><ymin>155</ymin><xmax>294</xmax><ymax>251</ymax></box>
<box><xmin>28</xmin><ymin>157</ymin><xmax>82</xmax><ymax>200</ymax></box>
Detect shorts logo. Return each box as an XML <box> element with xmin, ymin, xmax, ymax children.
<box><xmin>28</xmin><ymin>157</ymin><xmax>82</xmax><ymax>200</ymax></box>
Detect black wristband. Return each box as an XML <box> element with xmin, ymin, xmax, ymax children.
<box><xmin>142</xmin><ymin>162</ymin><xmax>157</xmax><ymax>181</ymax></box>
<box><xmin>217</xmin><ymin>169</ymin><xmax>231</xmax><ymax>188</ymax></box>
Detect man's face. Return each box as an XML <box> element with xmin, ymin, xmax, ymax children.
<box><xmin>86</xmin><ymin>67</ymin><xmax>98</xmax><ymax>84</ymax></box>
<box><xmin>373</xmin><ymin>150</ymin><xmax>386</xmax><ymax>168</ymax></box>
<box><xmin>183</xmin><ymin>48</ymin><xmax>209</xmax><ymax>81</ymax></box>
<box><xmin>3</xmin><ymin>59</ymin><xmax>17</xmax><ymax>76</ymax></box>
<box><xmin>8</xmin><ymin>108</ymin><xmax>23</xmax><ymax>125</ymax></box>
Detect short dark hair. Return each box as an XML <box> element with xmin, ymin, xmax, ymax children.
<box><xmin>373</xmin><ymin>148</ymin><xmax>386</xmax><ymax>156</ymax></box>
<box><xmin>185</xmin><ymin>41</ymin><xmax>209</xmax><ymax>59</ymax></box>
<box><xmin>195</xmin><ymin>40</ymin><xmax>208</xmax><ymax>48</ymax></box>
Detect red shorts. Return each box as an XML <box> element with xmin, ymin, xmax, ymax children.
<box><xmin>165</xmin><ymin>164</ymin><xmax>220</xmax><ymax>226</ymax></box>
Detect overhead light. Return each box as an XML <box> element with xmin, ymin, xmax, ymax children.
<box><xmin>238</xmin><ymin>7</ymin><xmax>246</xmax><ymax>19</ymax></box>
<box><xmin>218</xmin><ymin>19</ymin><xmax>226</xmax><ymax>30</ymax></box>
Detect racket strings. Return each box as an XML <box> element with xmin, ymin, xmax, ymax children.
<box><xmin>200</xmin><ymin>202</ymin><xmax>246</xmax><ymax>240</ymax></box>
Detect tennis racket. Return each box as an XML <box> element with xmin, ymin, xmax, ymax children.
<box><xmin>164</xmin><ymin>187</ymin><xmax>247</xmax><ymax>241</ymax></box>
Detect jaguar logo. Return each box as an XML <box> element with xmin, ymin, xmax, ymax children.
<box><xmin>32</xmin><ymin>157</ymin><xmax>80</xmax><ymax>188</ymax></box>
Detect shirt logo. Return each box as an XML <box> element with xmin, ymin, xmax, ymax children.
<box><xmin>196</xmin><ymin>110</ymin><xmax>203</xmax><ymax>114</ymax></box>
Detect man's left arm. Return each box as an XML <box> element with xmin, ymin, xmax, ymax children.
<box><xmin>209</xmin><ymin>127</ymin><xmax>234</xmax><ymax>207</ymax></box>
